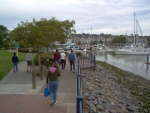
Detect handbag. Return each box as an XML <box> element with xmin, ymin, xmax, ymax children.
<box><xmin>44</xmin><ymin>87</ymin><xmax>50</xmax><ymax>97</ymax></box>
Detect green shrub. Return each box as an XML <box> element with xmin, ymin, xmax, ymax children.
<box><xmin>34</xmin><ymin>53</ymin><xmax>54</xmax><ymax>66</ymax></box>
<box><xmin>34</xmin><ymin>52</ymin><xmax>69</xmax><ymax>66</ymax></box>
<box><xmin>18</xmin><ymin>49</ymin><xmax>37</xmax><ymax>53</ymax></box>
<box><xmin>3</xmin><ymin>42</ymin><xmax>10</xmax><ymax>48</ymax></box>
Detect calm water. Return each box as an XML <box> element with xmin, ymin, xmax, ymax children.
<box><xmin>95</xmin><ymin>51</ymin><xmax>150</xmax><ymax>80</ymax></box>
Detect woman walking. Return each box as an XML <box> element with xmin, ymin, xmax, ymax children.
<box><xmin>46</xmin><ymin>62</ymin><xmax>61</xmax><ymax>106</ymax></box>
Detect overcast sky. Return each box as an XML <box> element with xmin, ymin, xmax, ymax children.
<box><xmin>0</xmin><ymin>0</ymin><xmax>150</xmax><ymax>35</ymax></box>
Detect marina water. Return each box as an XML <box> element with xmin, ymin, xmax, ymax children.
<box><xmin>95</xmin><ymin>51</ymin><xmax>150</xmax><ymax>80</ymax></box>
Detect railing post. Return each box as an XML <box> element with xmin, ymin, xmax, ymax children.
<box><xmin>76</xmin><ymin>96</ymin><xmax>83</xmax><ymax>113</ymax></box>
<box><xmin>80</xmin><ymin>55</ymin><xmax>82</xmax><ymax>66</ymax></box>
<box><xmin>78</xmin><ymin>59</ymin><xmax>80</xmax><ymax>74</ymax></box>
<box><xmin>146</xmin><ymin>55</ymin><xmax>149</xmax><ymax>70</ymax></box>
<box><xmin>78</xmin><ymin>59</ymin><xmax>81</xmax><ymax>74</ymax></box>
<box><xmin>77</xmin><ymin>74</ymin><xmax>81</xmax><ymax>96</ymax></box>
<box><xmin>32</xmin><ymin>71</ymin><xmax>36</xmax><ymax>89</ymax></box>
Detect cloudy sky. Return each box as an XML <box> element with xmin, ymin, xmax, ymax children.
<box><xmin>0</xmin><ymin>0</ymin><xmax>150</xmax><ymax>35</ymax></box>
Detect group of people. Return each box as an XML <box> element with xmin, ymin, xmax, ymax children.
<box><xmin>53</xmin><ymin>49</ymin><xmax>76</xmax><ymax>72</ymax></box>
<box><xmin>12</xmin><ymin>49</ymin><xmax>76</xmax><ymax>106</ymax></box>
<box><xmin>12</xmin><ymin>49</ymin><xmax>76</xmax><ymax>73</ymax></box>
<box><xmin>46</xmin><ymin>49</ymin><xmax>76</xmax><ymax>106</ymax></box>
<box><xmin>12</xmin><ymin>50</ymin><xmax>33</xmax><ymax>73</ymax></box>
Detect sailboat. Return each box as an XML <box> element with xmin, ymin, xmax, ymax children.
<box><xmin>116</xmin><ymin>12</ymin><xmax>150</xmax><ymax>55</ymax></box>
<box><xmin>115</xmin><ymin>45</ymin><xmax>150</xmax><ymax>55</ymax></box>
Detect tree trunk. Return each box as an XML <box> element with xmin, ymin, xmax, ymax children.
<box><xmin>37</xmin><ymin>47</ymin><xmax>41</xmax><ymax>65</ymax></box>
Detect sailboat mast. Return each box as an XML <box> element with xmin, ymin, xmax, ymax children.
<box><xmin>136</xmin><ymin>20</ymin><xmax>139</xmax><ymax>45</ymax></box>
<box><xmin>134</xmin><ymin>12</ymin><xmax>136</xmax><ymax>45</ymax></box>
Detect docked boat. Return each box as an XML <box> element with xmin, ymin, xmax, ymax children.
<box><xmin>97</xmin><ymin>44</ymin><xmax>105</xmax><ymax>50</ymax></box>
<box><xmin>116</xmin><ymin>45</ymin><xmax>150</xmax><ymax>55</ymax></box>
<box><xmin>116</xmin><ymin>12</ymin><xmax>150</xmax><ymax>55</ymax></box>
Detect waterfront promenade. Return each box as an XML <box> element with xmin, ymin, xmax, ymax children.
<box><xmin>0</xmin><ymin>59</ymin><xmax>92</xmax><ymax>113</ymax></box>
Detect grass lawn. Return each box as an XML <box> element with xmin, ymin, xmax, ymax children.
<box><xmin>0</xmin><ymin>49</ymin><xmax>26</xmax><ymax>80</ymax></box>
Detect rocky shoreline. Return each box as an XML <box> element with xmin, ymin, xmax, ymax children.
<box><xmin>82</xmin><ymin>61</ymin><xmax>150</xmax><ymax>113</ymax></box>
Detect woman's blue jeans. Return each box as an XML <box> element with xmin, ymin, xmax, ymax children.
<box><xmin>48</xmin><ymin>81</ymin><xmax>58</xmax><ymax>102</ymax></box>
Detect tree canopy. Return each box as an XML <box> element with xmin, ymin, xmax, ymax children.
<box><xmin>9</xmin><ymin>17</ymin><xmax>75</xmax><ymax>65</ymax></box>
<box><xmin>9</xmin><ymin>18</ymin><xmax>75</xmax><ymax>49</ymax></box>
<box><xmin>0</xmin><ymin>25</ymin><xmax>9</xmax><ymax>47</ymax></box>
<box><xmin>112</xmin><ymin>35</ymin><xmax>127</xmax><ymax>44</ymax></box>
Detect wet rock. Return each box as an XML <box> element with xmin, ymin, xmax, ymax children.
<box><xmin>82</xmin><ymin>64</ymin><xmax>149</xmax><ymax>113</ymax></box>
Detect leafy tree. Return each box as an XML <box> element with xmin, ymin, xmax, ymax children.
<box><xmin>9</xmin><ymin>17</ymin><xmax>75</xmax><ymax>65</ymax></box>
<box><xmin>0</xmin><ymin>25</ymin><xmax>9</xmax><ymax>47</ymax></box>
<box><xmin>112</xmin><ymin>35</ymin><xmax>126</xmax><ymax>45</ymax></box>
<box><xmin>61</xmin><ymin>19</ymin><xmax>76</xmax><ymax>38</ymax></box>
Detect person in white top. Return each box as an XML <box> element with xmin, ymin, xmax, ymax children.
<box><xmin>60</xmin><ymin>52</ymin><xmax>66</xmax><ymax>70</ymax></box>
<box><xmin>26</xmin><ymin>50</ymin><xmax>33</xmax><ymax>72</ymax></box>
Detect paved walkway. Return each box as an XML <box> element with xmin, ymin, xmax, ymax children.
<box><xmin>0</xmin><ymin>59</ymin><xmax>92</xmax><ymax>113</ymax></box>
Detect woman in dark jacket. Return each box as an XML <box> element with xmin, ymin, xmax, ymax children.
<box><xmin>46</xmin><ymin>62</ymin><xmax>60</xmax><ymax>106</ymax></box>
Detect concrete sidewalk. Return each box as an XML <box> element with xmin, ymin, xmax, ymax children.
<box><xmin>0</xmin><ymin>61</ymin><xmax>77</xmax><ymax>113</ymax></box>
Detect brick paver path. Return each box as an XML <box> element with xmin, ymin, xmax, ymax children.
<box><xmin>0</xmin><ymin>94</ymin><xmax>67</xmax><ymax>113</ymax></box>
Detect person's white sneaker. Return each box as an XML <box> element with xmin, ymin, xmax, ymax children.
<box><xmin>50</xmin><ymin>100</ymin><xmax>54</xmax><ymax>106</ymax></box>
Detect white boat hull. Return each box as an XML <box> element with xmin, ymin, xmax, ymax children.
<box><xmin>116</xmin><ymin>49</ymin><xmax>150</xmax><ymax>55</ymax></box>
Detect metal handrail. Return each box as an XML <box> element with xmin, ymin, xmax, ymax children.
<box><xmin>76</xmin><ymin>52</ymin><xmax>96</xmax><ymax>113</ymax></box>
<box><xmin>76</xmin><ymin>59</ymin><xmax>83</xmax><ymax>113</ymax></box>
<box><xmin>86</xmin><ymin>51</ymin><xmax>96</xmax><ymax>66</ymax></box>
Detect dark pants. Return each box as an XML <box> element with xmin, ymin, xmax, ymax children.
<box><xmin>70</xmin><ymin>60</ymin><xmax>75</xmax><ymax>71</ymax></box>
<box><xmin>61</xmin><ymin>59</ymin><xmax>66</xmax><ymax>69</ymax></box>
